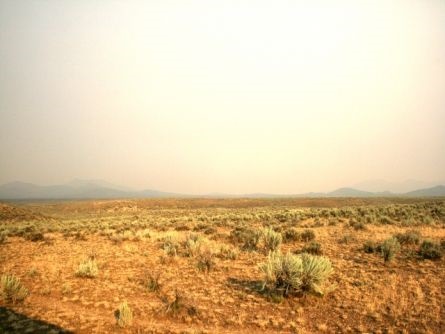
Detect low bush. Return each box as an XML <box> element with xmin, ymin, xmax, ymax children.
<box><xmin>261</xmin><ymin>227</ymin><xmax>282</xmax><ymax>252</ymax></box>
<box><xmin>230</xmin><ymin>227</ymin><xmax>261</xmax><ymax>250</ymax></box>
<box><xmin>418</xmin><ymin>240</ymin><xmax>442</xmax><ymax>260</ymax></box>
<box><xmin>301</xmin><ymin>241</ymin><xmax>322</xmax><ymax>255</ymax></box>
<box><xmin>260</xmin><ymin>251</ymin><xmax>333</xmax><ymax>297</ymax></box>
<box><xmin>381</xmin><ymin>238</ymin><xmax>400</xmax><ymax>262</ymax></box>
<box><xmin>283</xmin><ymin>228</ymin><xmax>300</xmax><ymax>243</ymax></box>
<box><xmin>350</xmin><ymin>220</ymin><xmax>366</xmax><ymax>231</ymax></box>
<box><xmin>394</xmin><ymin>230</ymin><xmax>421</xmax><ymax>245</ymax></box>
<box><xmin>300</xmin><ymin>229</ymin><xmax>315</xmax><ymax>242</ymax></box>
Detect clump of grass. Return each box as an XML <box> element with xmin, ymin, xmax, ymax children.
<box><xmin>230</xmin><ymin>227</ymin><xmax>261</xmax><ymax>250</ymax></box>
<box><xmin>110</xmin><ymin>233</ymin><xmax>123</xmax><ymax>244</ymax></box>
<box><xmin>379</xmin><ymin>216</ymin><xmax>395</xmax><ymax>225</ymax></box>
<box><xmin>142</xmin><ymin>272</ymin><xmax>161</xmax><ymax>292</ymax></box>
<box><xmin>161</xmin><ymin>235</ymin><xmax>180</xmax><ymax>256</ymax></box>
<box><xmin>183</xmin><ymin>233</ymin><xmax>203</xmax><ymax>257</ymax></box>
<box><xmin>300</xmin><ymin>229</ymin><xmax>315</xmax><ymax>242</ymax></box>
<box><xmin>217</xmin><ymin>244</ymin><xmax>238</xmax><ymax>260</ymax></box>
<box><xmin>0</xmin><ymin>232</ymin><xmax>7</xmax><ymax>244</ymax></box>
<box><xmin>75</xmin><ymin>258</ymin><xmax>99</xmax><ymax>278</ymax></box>
<box><xmin>349</xmin><ymin>220</ymin><xmax>366</xmax><ymax>231</ymax></box>
<box><xmin>301</xmin><ymin>241</ymin><xmax>322</xmax><ymax>255</ymax></box>
<box><xmin>135</xmin><ymin>229</ymin><xmax>151</xmax><ymax>240</ymax></box>
<box><xmin>163</xmin><ymin>290</ymin><xmax>198</xmax><ymax>317</ymax></box>
<box><xmin>0</xmin><ymin>274</ymin><xmax>28</xmax><ymax>304</ymax></box>
<box><xmin>380</xmin><ymin>237</ymin><xmax>401</xmax><ymax>262</ymax></box>
<box><xmin>418</xmin><ymin>240</ymin><xmax>442</xmax><ymax>260</ymax></box>
<box><xmin>338</xmin><ymin>234</ymin><xmax>355</xmax><ymax>244</ymax></box>
<box><xmin>73</xmin><ymin>231</ymin><xmax>87</xmax><ymax>241</ymax></box>
<box><xmin>261</xmin><ymin>227</ymin><xmax>282</xmax><ymax>252</ymax></box>
<box><xmin>114</xmin><ymin>301</ymin><xmax>133</xmax><ymax>327</ymax></box>
<box><xmin>363</xmin><ymin>240</ymin><xmax>379</xmax><ymax>253</ymax></box>
<box><xmin>197</xmin><ymin>248</ymin><xmax>215</xmax><ymax>272</ymax></box>
<box><xmin>260</xmin><ymin>251</ymin><xmax>333</xmax><ymax>297</ymax></box>
<box><xmin>61</xmin><ymin>282</ymin><xmax>72</xmax><ymax>295</ymax></box>
<box><xmin>24</xmin><ymin>231</ymin><xmax>45</xmax><ymax>242</ymax></box>
<box><xmin>394</xmin><ymin>230</ymin><xmax>421</xmax><ymax>245</ymax></box>
<box><xmin>26</xmin><ymin>267</ymin><xmax>39</xmax><ymax>277</ymax></box>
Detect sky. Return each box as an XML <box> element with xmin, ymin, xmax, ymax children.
<box><xmin>0</xmin><ymin>0</ymin><xmax>444</xmax><ymax>194</ymax></box>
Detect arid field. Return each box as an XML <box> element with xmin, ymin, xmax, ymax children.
<box><xmin>0</xmin><ymin>198</ymin><xmax>444</xmax><ymax>333</ymax></box>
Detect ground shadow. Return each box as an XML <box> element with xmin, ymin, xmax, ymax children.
<box><xmin>227</xmin><ymin>277</ymin><xmax>268</xmax><ymax>298</ymax></box>
<box><xmin>227</xmin><ymin>277</ymin><xmax>307</xmax><ymax>303</ymax></box>
<box><xmin>0</xmin><ymin>307</ymin><xmax>73</xmax><ymax>333</ymax></box>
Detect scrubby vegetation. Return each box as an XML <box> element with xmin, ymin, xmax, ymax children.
<box><xmin>0</xmin><ymin>198</ymin><xmax>444</xmax><ymax>333</ymax></box>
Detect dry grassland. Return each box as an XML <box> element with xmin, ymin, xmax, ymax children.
<box><xmin>0</xmin><ymin>198</ymin><xmax>444</xmax><ymax>333</ymax></box>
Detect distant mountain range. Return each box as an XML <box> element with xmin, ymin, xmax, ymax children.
<box><xmin>0</xmin><ymin>180</ymin><xmax>444</xmax><ymax>200</ymax></box>
<box><xmin>0</xmin><ymin>180</ymin><xmax>183</xmax><ymax>200</ymax></box>
<box><xmin>351</xmin><ymin>179</ymin><xmax>445</xmax><ymax>193</ymax></box>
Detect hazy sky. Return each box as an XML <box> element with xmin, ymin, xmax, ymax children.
<box><xmin>1</xmin><ymin>0</ymin><xmax>444</xmax><ymax>194</ymax></box>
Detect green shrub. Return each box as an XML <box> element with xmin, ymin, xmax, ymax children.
<box><xmin>115</xmin><ymin>301</ymin><xmax>133</xmax><ymax>327</ymax></box>
<box><xmin>381</xmin><ymin>237</ymin><xmax>400</xmax><ymax>262</ymax></box>
<box><xmin>418</xmin><ymin>240</ymin><xmax>442</xmax><ymax>260</ymax></box>
<box><xmin>260</xmin><ymin>251</ymin><xmax>333</xmax><ymax>297</ymax></box>
<box><xmin>0</xmin><ymin>274</ymin><xmax>28</xmax><ymax>304</ymax></box>
<box><xmin>75</xmin><ymin>259</ymin><xmax>99</xmax><ymax>278</ymax></box>
<box><xmin>394</xmin><ymin>230</ymin><xmax>421</xmax><ymax>245</ymax></box>
<box><xmin>0</xmin><ymin>232</ymin><xmax>7</xmax><ymax>244</ymax></box>
<box><xmin>261</xmin><ymin>227</ymin><xmax>282</xmax><ymax>252</ymax></box>
<box><xmin>301</xmin><ymin>241</ymin><xmax>322</xmax><ymax>255</ymax></box>
<box><xmin>300</xmin><ymin>229</ymin><xmax>315</xmax><ymax>242</ymax></box>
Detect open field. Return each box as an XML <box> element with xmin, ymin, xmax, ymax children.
<box><xmin>1</xmin><ymin>198</ymin><xmax>444</xmax><ymax>333</ymax></box>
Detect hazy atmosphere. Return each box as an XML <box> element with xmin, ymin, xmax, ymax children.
<box><xmin>1</xmin><ymin>0</ymin><xmax>444</xmax><ymax>195</ymax></box>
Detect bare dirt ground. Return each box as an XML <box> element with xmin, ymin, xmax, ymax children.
<box><xmin>0</xmin><ymin>198</ymin><xmax>444</xmax><ymax>333</ymax></box>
